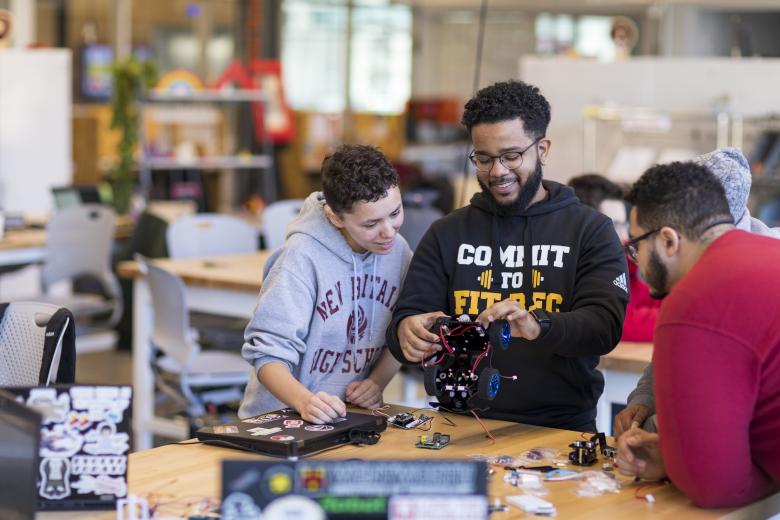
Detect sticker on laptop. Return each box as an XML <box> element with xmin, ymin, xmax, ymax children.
<box><xmin>71</xmin><ymin>456</ymin><xmax>126</xmax><ymax>475</ymax></box>
<box><xmin>304</xmin><ymin>425</ymin><xmax>334</xmax><ymax>432</ymax></box>
<box><xmin>83</xmin><ymin>422</ymin><xmax>130</xmax><ymax>455</ymax></box>
<box><xmin>270</xmin><ymin>435</ymin><xmax>295</xmax><ymax>442</ymax></box>
<box><xmin>213</xmin><ymin>425</ymin><xmax>239</xmax><ymax>434</ymax></box>
<box><xmin>71</xmin><ymin>474</ymin><xmax>127</xmax><ymax>497</ymax></box>
<box><xmin>26</xmin><ymin>389</ymin><xmax>70</xmax><ymax>424</ymax></box>
<box><xmin>69</xmin><ymin>386</ymin><xmax>131</xmax><ymax>423</ymax></box>
<box><xmin>41</xmin><ymin>424</ymin><xmax>84</xmax><ymax>458</ymax></box>
<box><xmin>242</xmin><ymin>413</ymin><xmax>282</xmax><ymax>425</ymax></box>
<box><xmin>283</xmin><ymin>419</ymin><xmax>303</xmax><ymax>429</ymax></box>
<box><xmin>39</xmin><ymin>457</ymin><xmax>72</xmax><ymax>500</ymax></box>
<box><xmin>66</xmin><ymin>411</ymin><xmax>93</xmax><ymax>431</ymax></box>
<box><xmin>247</xmin><ymin>427</ymin><xmax>282</xmax><ymax>436</ymax></box>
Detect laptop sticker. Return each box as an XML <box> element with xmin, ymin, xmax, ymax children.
<box><xmin>248</xmin><ymin>427</ymin><xmax>282</xmax><ymax>436</ymax></box>
<box><xmin>71</xmin><ymin>474</ymin><xmax>127</xmax><ymax>497</ymax></box>
<box><xmin>41</xmin><ymin>424</ymin><xmax>84</xmax><ymax>458</ymax></box>
<box><xmin>71</xmin><ymin>456</ymin><xmax>126</xmax><ymax>475</ymax></box>
<box><xmin>39</xmin><ymin>458</ymin><xmax>71</xmax><ymax>500</ymax></box>
<box><xmin>270</xmin><ymin>435</ymin><xmax>295</xmax><ymax>442</ymax></box>
<box><xmin>83</xmin><ymin>422</ymin><xmax>129</xmax><ymax>455</ymax></box>
<box><xmin>213</xmin><ymin>425</ymin><xmax>239</xmax><ymax>434</ymax></box>
<box><xmin>243</xmin><ymin>413</ymin><xmax>283</xmax><ymax>425</ymax></box>
<box><xmin>304</xmin><ymin>425</ymin><xmax>334</xmax><ymax>432</ymax></box>
<box><xmin>283</xmin><ymin>420</ymin><xmax>303</xmax><ymax>429</ymax></box>
<box><xmin>26</xmin><ymin>389</ymin><xmax>70</xmax><ymax>424</ymax></box>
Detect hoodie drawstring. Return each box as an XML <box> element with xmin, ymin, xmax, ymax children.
<box><xmin>369</xmin><ymin>255</ymin><xmax>378</xmax><ymax>342</ymax></box>
<box><xmin>351</xmin><ymin>255</ymin><xmax>359</xmax><ymax>348</ymax></box>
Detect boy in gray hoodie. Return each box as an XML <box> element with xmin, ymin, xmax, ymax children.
<box><xmin>239</xmin><ymin>145</ymin><xmax>413</xmax><ymax>424</ymax></box>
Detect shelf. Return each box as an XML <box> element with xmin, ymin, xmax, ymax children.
<box><xmin>139</xmin><ymin>90</ymin><xmax>267</xmax><ymax>104</ymax></box>
<box><xmin>140</xmin><ymin>155</ymin><xmax>273</xmax><ymax>170</ymax></box>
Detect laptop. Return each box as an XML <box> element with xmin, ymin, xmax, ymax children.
<box><xmin>1</xmin><ymin>385</ymin><xmax>132</xmax><ymax>511</ymax></box>
<box><xmin>0</xmin><ymin>389</ymin><xmax>41</xmax><ymax>520</ymax></box>
<box><xmin>196</xmin><ymin>408</ymin><xmax>387</xmax><ymax>459</ymax></box>
<box><xmin>51</xmin><ymin>185</ymin><xmax>103</xmax><ymax>210</ymax></box>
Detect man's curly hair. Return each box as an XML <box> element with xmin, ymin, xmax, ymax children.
<box><xmin>322</xmin><ymin>144</ymin><xmax>399</xmax><ymax>215</ymax></box>
<box><xmin>461</xmin><ymin>80</ymin><xmax>551</xmax><ymax>139</ymax></box>
<box><xmin>626</xmin><ymin>161</ymin><xmax>732</xmax><ymax>241</ymax></box>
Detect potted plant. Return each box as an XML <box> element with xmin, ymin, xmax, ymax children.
<box><xmin>110</xmin><ymin>57</ymin><xmax>156</xmax><ymax>214</ymax></box>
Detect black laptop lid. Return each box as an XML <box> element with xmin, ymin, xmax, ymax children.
<box><xmin>0</xmin><ymin>389</ymin><xmax>41</xmax><ymax>520</ymax></box>
<box><xmin>196</xmin><ymin>408</ymin><xmax>386</xmax><ymax>459</ymax></box>
<box><xmin>1</xmin><ymin>385</ymin><xmax>132</xmax><ymax>511</ymax></box>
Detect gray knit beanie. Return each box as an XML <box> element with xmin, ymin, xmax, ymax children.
<box><xmin>692</xmin><ymin>147</ymin><xmax>751</xmax><ymax>224</ymax></box>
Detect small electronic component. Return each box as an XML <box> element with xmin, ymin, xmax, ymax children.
<box><xmin>416</xmin><ymin>432</ymin><xmax>450</xmax><ymax>449</ymax></box>
<box><xmin>568</xmin><ymin>441</ymin><xmax>598</xmax><ymax>466</ymax></box>
<box><xmin>388</xmin><ymin>412</ymin><xmax>431</xmax><ymax>429</ymax></box>
<box><xmin>590</xmin><ymin>432</ymin><xmax>618</xmax><ymax>460</ymax></box>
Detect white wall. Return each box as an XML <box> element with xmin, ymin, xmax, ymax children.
<box><xmin>0</xmin><ymin>49</ymin><xmax>72</xmax><ymax>215</ymax></box>
<box><xmin>520</xmin><ymin>56</ymin><xmax>780</xmax><ymax>183</ymax></box>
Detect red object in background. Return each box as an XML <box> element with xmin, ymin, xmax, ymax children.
<box><xmin>248</xmin><ymin>60</ymin><xmax>295</xmax><ymax>145</ymax></box>
<box><xmin>214</xmin><ymin>60</ymin><xmax>296</xmax><ymax>145</ymax></box>
<box><xmin>621</xmin><ymin>259</ymin><xmax>661</xmax><ymax>342</ymax></box>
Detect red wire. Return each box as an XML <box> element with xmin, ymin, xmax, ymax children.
<box><xmin>634</xmin><ymin>481</ymin><xmax>666</xmax><ymax>501</ymax></box>
<box><xmin>470</xmin><ymin>409</ymin><xmax>496</xmax><ymax>443</ymax></box>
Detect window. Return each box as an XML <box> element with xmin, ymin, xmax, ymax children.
<box><xmin>282</xmin><ymin>0</ymin><xmax>411</xmax><ymax>114</ymax></box>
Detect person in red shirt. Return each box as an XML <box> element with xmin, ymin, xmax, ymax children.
<box><xmin>568</xmin><ymin>174</ymin><xmax>660</xmax><ymax>342</ymax></box>
<box><xmin>615</xmin><ymin>161</ymin><xmax>780</xmax><ymax>508</ymax></box>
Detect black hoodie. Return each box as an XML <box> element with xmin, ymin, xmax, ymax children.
<box><xmin>387</xmin><ymin>180</ymin><xmax>628</xmax><ymax>429</ymax></box>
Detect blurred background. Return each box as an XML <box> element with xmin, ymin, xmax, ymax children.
<box><xmin>2</xmin><ymin>0</ymin><xmax>780</xmax><ymax>221</ymax></box>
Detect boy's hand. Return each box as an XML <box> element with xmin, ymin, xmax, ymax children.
<box><xmin>297</xmin><ymin>391</ymin><xmax>346</xmax><ymax>424</ymax></box>
<box><xmin>614</xmin><ymin>403</ymin><xmax>651</xmax><ymax>439</ymax></box>
<box><xmin>345</xmin><ymin>378</ymin><xmax>383</xmax><ymax>409</ymax></box>
<box><xmin>398</xmin><ymin>311</ymin><xmax>448</xmax><ymax>362</ymax></box>
<box><xmin>476</xmin><ymin>299</ymin><xmax>540</xmax><ymax>340</ymax></box>
<box><xmin>616</xmin><ymin>427</ymin><xmax>667</xmax><ymax>481</ymax></box>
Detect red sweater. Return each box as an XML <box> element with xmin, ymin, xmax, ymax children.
<box><xmin>621</xmin><ymin>260</ymin><xmax>661</xmax><ymax>342</ymax></box>
<box><xmin>654</xmin><ymin>231</ymin><xmax>780</xmax><ymax>508</ymax></box>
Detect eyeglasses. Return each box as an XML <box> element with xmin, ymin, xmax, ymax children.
<box><xmin>624</xmin><ymin>228</ymin><xmax>660</xmax><ymax>264</ymax></box>
<box><xmin>469</xmin><ymin>137</ymin><xmax>541</xmax><ymax>173</ymax></box>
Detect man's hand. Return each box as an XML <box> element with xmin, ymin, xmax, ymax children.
<box><xmin>614</xmin><ymin>403</ymin><xmax>651</xmax><ymax>439</ymax></box>
<box><xmin>476</xmin><ymin>298</ymin><xmax>540</xmax><ymax>340</ymax></box>
<box><xmin>296</xmin><ymin>391</ymin><xmax>346</xmax><ymax>424</ymax></box>
<box><xmin>616</xmin><ymin>427</ymin><xmax>667</xmax><ymax>481</ymax></box>
<box><xmin>345</xmin><ymin>378</ymin><xmax>383</xmax><ymax>410</ymax></box>
<box><xmin>397</xmin><ymin>312</ymin><xmax>448</xmax><ymax>362</ymax></box>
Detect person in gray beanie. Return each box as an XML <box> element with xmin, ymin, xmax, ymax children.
<box><xmin>693</xmin><ymin>147</ymin><xmax>780</xmax><ymax>238</ymax></box>
<box><xmin>614</xmin><ymin>147</ymin><xmax>780</xmax><ymax>438</ymax></box>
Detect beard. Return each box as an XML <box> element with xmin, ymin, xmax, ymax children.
<box><xmin>646</xmin><ymin>249</ymin><xmax>669</xmax><ymax>300</ymax></box>
<box><xmin>478</xmin><ymin>159</ymin><xmax>543</xmax><ymax>215</ymax></box>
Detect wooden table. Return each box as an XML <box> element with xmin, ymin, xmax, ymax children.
<box><xmin>38</xmin><ymin>406</ymin><xmax>779</xmax><ymax>519</ymax></box>
<box><xmin>0</xmin><ymin>215</ymin><xmax>134</xmax><ymax>268</ymax></box>
<box><xmin>596</xmin><ymin>342</ymin><xmax>653</xmax><ymax>433</ymax></box>
<box><xmin>117</xmin><ymin>252</ymin><xmax>270</xmax><ymax>449</ymax></box>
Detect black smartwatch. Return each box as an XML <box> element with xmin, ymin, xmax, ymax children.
<box><xmin>530</xmin><ymin>309</ymin><xmax>552</xmax><ymax>338</ymax></box>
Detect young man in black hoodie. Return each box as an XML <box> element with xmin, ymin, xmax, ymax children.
<box><xmin>386</xmin><ymin>80</ymin><xmax>628</xmax><ymax>431</ymax></box>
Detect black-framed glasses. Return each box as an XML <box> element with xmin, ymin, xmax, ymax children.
<box><xmin>624</xmin><ymin>228</ymin><xmax>660</xmax><ymax>264</ymax></box>
<box><xmin>469</xmin><ymin>137</ymin><xmax>541</xmax><ymax>173</ymax></box>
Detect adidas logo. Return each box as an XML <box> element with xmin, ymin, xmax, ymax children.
<box><xmin>613</xmin><ymin>273</ymin><xmax>628</xmax><ymax>293</ymax></box>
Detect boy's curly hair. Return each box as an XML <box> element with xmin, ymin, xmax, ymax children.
<box><xmin>322</xmin><ymin>145</ymin><xmax>399</xmax><ymax>214</ymax></box>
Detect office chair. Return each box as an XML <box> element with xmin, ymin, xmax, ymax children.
<box><xmin>40</xmin><ymin>205</ymin><xmax>122</xmax><ymax>353</ymax></box>
<box><xmin>136</xmin><ymin>256</ymin><xmax>249</xmax><ymax>423</ymax></box>
<box><xmin>166</xmin><ymin>213</ymin><xmax>259</xmax><ymax>351</ymax></box>
<box><xmin>0</xmin><ymin>301</ymin><xmax>76</xmax><ymax>385</ymax></box>
<box><xmin>260</xmin><ymin>199</ymin><xmax>304</xmax><ymax>250</ymax></box>
<box><xmin>166</xmin><ymin>213</ymin><xmax>258</xmax><ymax>259</ymax></box>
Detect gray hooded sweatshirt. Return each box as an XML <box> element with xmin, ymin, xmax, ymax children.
<box><xmin>239</xmin><ymin>192</ymin><xmax>413</xmax><ymax>418</ymax></box>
